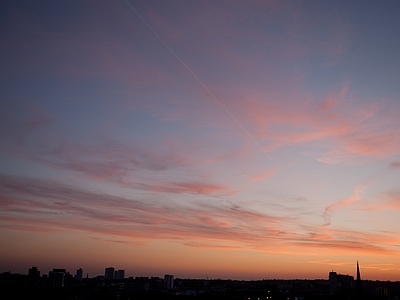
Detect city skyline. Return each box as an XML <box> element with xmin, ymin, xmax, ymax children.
<box><xmin>0</xmin><ymin>260</ymin><xmax>384</xmax><ymax>282</ymax></box>
<box><xmin>1</xmin><ymin>0</ymin><xmax>400</xmax><ymax>281</ymax></box>
<box><xmin>3</xmin><ymin>260</ymin><xmax>366</xmax><ymax>281</ymax></box>
<box><xmin>5</xmin><ymin>261</ymin><xmax>397</xmax><ymax>300</ymax></box>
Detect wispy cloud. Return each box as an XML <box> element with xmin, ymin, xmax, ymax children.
<box><xmin>390</xmin><ymin>161</ymin><xmax>400</xmax><ymax>169</ymax></box>
<box><xmin>249</xmin><ymin>169</ymin><xmax>276</xmax><ymax>182</ymax></box>
<box><xmin>322</xmin><ymin>186</ymin><xmax>363</xmax><ymax>226</ymax></box>
<box><xmin>1</xmin><ymin>174</ymin><xmax>399</xmax><ymax>256</ymax></box>
<box><xmin>361</xmin><ymin>191</ymin><xmax>400</xmax><ymax>212</ymax></box>
<box><xmin>2</xmin><ymin>0</ymin><xmax>400</xmax><ymax>279</ymax></box>
<box><xmin>148</xmin><ymin>181</ymin><xmax>230</xmax><ymax>195</ymax></box>
<box><xmin>223</xmin><ymin>84</ymin><xmax>400</xmax><ymax>164</ymax></box>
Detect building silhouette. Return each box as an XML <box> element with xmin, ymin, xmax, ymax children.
<box><xmin>2</xmin><ymin>265</ymin><xmax>400</xmax><ymax>299</ymax></box>
<box><xmin>105</xmin><ymin>267</ymin><xmax>115</xmax><ymax>280</ymax></box>
<box><xmin>329</xmin><ymin>271</ymin><xmax>338</xmax><ymax>294</ymax></box>
<box><xmin>48</xmin><ymin>269</ymin><xmax>71</xmax><ymax>289</ymax></box>
<box><xmin>115</xmin><ymin>269</ymin><xmax>125</xmax><ymax>280</ymax></box>
<box><xmin>28</xmin><ymin>266</ymin><xmax>40</xmax><ymax>280</ymax></box>
<box><xmin>75</xmin><ymin>268</ymin><xmax>83</xmax><ymax>281</ymax></box>
<box><xmin>164</xmin><ymin>274</ymin><xmax>174</xmax><ymax>289</ymax></box>
<box><xmin>125</xmin><ymin>276</ymin><xmax>149</xmax><ymax>291</ymax></box>
<box><xmin>356</xmin><ymin>260</ymin><xmax>363</xmax><ymax>294</ymax></box>
<box><xmin>329</xmin><ymin>270</ymin><xmax>353</xmax><ymax>294</ymax></box>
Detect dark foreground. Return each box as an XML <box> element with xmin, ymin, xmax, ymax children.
<box><xmin>1</xmin><ymin>272</ymin><xmax>400</xmax><ymax>300</ymax></box>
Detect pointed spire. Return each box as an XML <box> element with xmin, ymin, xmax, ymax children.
<box><xmin>356</xmin><ymin>260</ymin><xmax>362</xmax><ymax>293</ymax></box>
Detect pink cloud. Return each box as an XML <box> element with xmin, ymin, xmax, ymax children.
<box><xmin>322</xmin><ymin>186</ymin><xmax>363</xmax><ymax>225</ymax></box>
<box><xmin>30</xmin><ymin>139</ymin><xmax>185</xmax><ymax>182</ymax></box>
<box><xmin>318</xmin><ymin>95</ymin><xmax>340</xmax><ymax>111</ymax></box>
<box><xmin>249</xmin><ymin>169</ymin><xmax>276</xmax><ymax>182</ymax></box>
<box><xmin>1</xmin><ymin>1</ymin><xmax>193</xmax><ymax>115</ymax></box>
<box><xmin>2</xmin><ymin>174</ymin><xmax>399</xmax><ymax>256</ymax></box>
<box><xmin>362</xmin><ymin>191</ymin><xmax>400</xmax><ymax>212</ymax></box>
<box><xmin>2</xmin><ymin>109</ymin><xmax>243</xmax><ymax>197</ymax></box>
<box><xmin>390</xmin><ymin>162</ymin><xmax>400</xmax><ymax>168</ymax></box>
<box><xmin>1</xmin><ymin>0</ymin><xmax>356</xmax><ymax>168</ymax></box>
<box><xmin>216</xmin><ymin>81</ymin><xmax>400</xmax><ymax>163</ymax></box>
<box><xmin>149</xmin><ymin>181</ymin><xmax>230</xmax><ymax>195</ymax></box>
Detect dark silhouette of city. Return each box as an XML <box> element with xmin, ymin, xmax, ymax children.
<box><xmin>1</xmin><ymin>261</ymin><xmax>399</xmax><ymax>299</ymax></box>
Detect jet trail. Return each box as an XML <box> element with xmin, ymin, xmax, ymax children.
<box><xmin>123</xmin><ymin>0</ymin><xmax>271</xmax><ymax>160</ymax></box>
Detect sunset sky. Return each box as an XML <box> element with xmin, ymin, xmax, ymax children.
<box><xmin>1</xmin><ymin>0</ymin><xmax>400</xmax><ymax>280</ymax></box>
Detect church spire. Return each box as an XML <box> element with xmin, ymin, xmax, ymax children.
<box><xmin>356</xmin><ymin>260</ymin><xmax>362</xmax><ymax>293</ymax></box>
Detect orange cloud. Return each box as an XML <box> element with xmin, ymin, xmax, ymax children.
<box><xmin>2</xmin><ymin>174</ymin><xmax>400</xmax><ymax>258</ymax></box>
<box><xmin>362</xmin><ymin>191</ymin><xmax>400</xmax><ymax>212</ymax></box>
<box><xmin>150</xmin><ymin>181</ymin><xmax>229</xmax><ymax>195</ymax></box>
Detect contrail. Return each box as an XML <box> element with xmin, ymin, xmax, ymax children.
<box><xmin>321</xmin><ymin>167</ymin><xmax>387</xmax><ymax>226</ymax></box>
<box><xmin>123</xmin><ymin>0</ymin><xmax>271</xmax><ymax>160</ymax></box>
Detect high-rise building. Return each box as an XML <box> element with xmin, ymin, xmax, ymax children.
<box><xmin>49</xmin><ymin>269</ymin><xmax>71</xmax><ymax>289</ymax></box>
<box><xmin>125</xmin><ymin>277</ymin><xmax>149</xmax><ymax>291</ymax></box>
<box><xmin>28</xmin><ymin>266</ymin><xmax>40</xmax><ymax>279</ymax></box>
<box><xmin>105</xmin><ymin>267</ymin><xmax>115</xmax><ymax>280</ymax></box>
<box><xmin>115</xmin><ymin>269</ymin><xmax>125</xmax><ymax>280</ymax></box>
<box><xmin>328</xmin><ymin>270</ymin><xmax>353</xmax><ymax>294</ymax></box>
<box><xmin>377</xmin><ymin>286</ymin><xmax>388</xmax><ymax>296</ymax></box>
<box><xmin>329</xmin><ymin>271</ymin><xmax>338</xmax><ymax>294</ymax></box>
<box><xmin>164</xmin><ymin>274</ymin><xmax>174</xmax><ymax>289</ymax></box>
<box><xmin>76</xmin><ymin>268</ymin><xmax>83</xmax><ymax>281</ymax></box>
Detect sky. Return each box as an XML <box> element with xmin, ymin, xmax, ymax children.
<box><xmin>1</xmin><ymin>0</ymin><xmax>400</xmax><ymax>281</ymax></box>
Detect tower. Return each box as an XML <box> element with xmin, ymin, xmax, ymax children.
<box><xmin>28</xmin><ymin>266</ymin><xmax>40</xmax><ymax>279</ymax></box>
<box><xmin>164</xmin><ymin>274</ymin><xmax>174</xmax><ymax>289</ymax></box>
<box><xmin>76</xmin><ymin>268</ymin><xmax>83</xmax><ymax>281</ymax></box>
<box><xmin>356</xmin><ymin>260</ymin><xmax>362</xmax><ymax>293</ymax></box>
<box><xmin>105</xmin><ymin>267</ymin><xmax>115</xmax><ymax>280</ymax></box>
<box><xmin>115</xmin><ymin>269</ymin><xmax>125</xmax><ymax>280</ymax></box>
<box><xmin>329</xmin><ymin>271</ymin><xmax>338</xmax><ymax>294</ymax></box>
<box><xmin>48</xmin><ymin>269</ymin><xmax>71</xmax><ymax>289</ymax></box>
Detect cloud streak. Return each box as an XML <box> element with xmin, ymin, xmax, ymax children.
<box><xmin>1</xmin><ymin>174</ymin><xmax>399</xmax><ymax>256</ymax></box>
<box><xmin>2</xmin><ymin>0</ymin><xmax>400</xmax><ymax>279</ymax></box>
<box><xmin>322</xmin><ymin>186</ymin><xmax>363</xmax><ymax>226</ymax></box>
